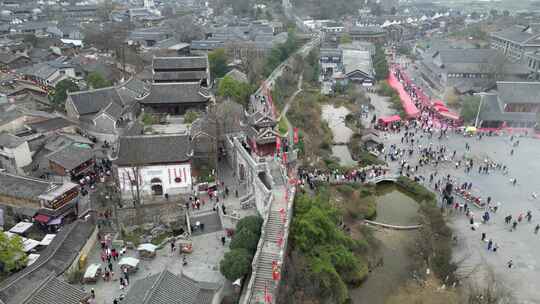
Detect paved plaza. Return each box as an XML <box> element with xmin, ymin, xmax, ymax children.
<box><xmin>77</xmin><ymin>230</ymin><xmax>230</xmax><ymax>304</ymax></box>
<box><xmin>366</xmin><ymin>101</ymin><xmax>540</xmax><ymax>303</ymax></box>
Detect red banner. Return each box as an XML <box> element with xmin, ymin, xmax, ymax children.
<box><xmin>276</xmin><ymin>136</ymin><xmax>281</xmax><ymax>152</ymax></box>
<box><xmin>293</xmin><ymin>128</ymin><xmax>299</xmax><ymax>144</ymax></box>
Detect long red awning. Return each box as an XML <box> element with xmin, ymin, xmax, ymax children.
<box><xmin>379</xmin><ymin>115</ymin><xmax>401</xmax><ymax>124</ymax></box>
<box><xmin>388</xmin><ymin>70</ymin><xmax>420</xmax><ymax>118</ymax></box>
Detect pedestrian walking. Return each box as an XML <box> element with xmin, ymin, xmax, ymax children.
<box><xmin>535</xmin><ymin>224</ymin><xmax>540</xmax><ymax>234</ymax></box>
<box><xmin>512</xmin><ymin>220</ymin><xmax>518</xmax><ymax>231</ymax></box>
<box><xmin>508</xmin><ymin>260</ymin><xmax>513</xmax><ymax>268</ymax></box>
<box><xmin>487</xmin><ymin>239</ymin><xmax>493</xmax><ymax>251</ymax></box>
<box><xmin>481</xmin><ymin>232</ymin><xmax>486</xmax><ymax>241</ymax></box>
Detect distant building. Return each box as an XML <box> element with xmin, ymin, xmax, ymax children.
<box><xmin>419</xmin><ymin>48</ymin><xmax>529</xmax><ymax>94</ymax></box>
<box><xmin>190</xmin><ymin>40</ymin><xmax>225</xmax><ymax>54</ymax></box>
<box><xmin>319</xmin><ymin>48</ymin><xmax>343</xmax><ymax>80</ymax></box>
<box><xmin>16</xmin><ymin>60</ymin><xmax>76</xmax><ymax>88</ymax></box>
<box><xmin>127</xmin><ymin>27</ymin><xmax>173</xmax><ymax>48</ymax></box>
<box><xmin>114</xmin><ymin>134</ymin><xmax>193</xmax><ymax>198</ymax></box>
<box><xmin>341</xmin><ymin>48</ymin><xmax>375</xmax><ymax>85</ymax></box>
<box><xmin>347</xmin><ymin>26</ymin><xmax>386</xmax><ymax>44</ymax></box>
<box><xmin>479</xmin><ymin>81</ymin><xmax>540</xmax><ymax>128</ymax></box>
<box><xmin>123</xmin><ymin>270</ymin><xmax>220</xmax><ymax>304</ymax></box>
<box><xmin>152</xmin><ymin>56</ymin><xmax>210</xmax><ymax>87</ymax></box>
<box><xmin>0</xmin><ymin>53</ymin><xmax>31</xmax><ymax>70</ymax></box>
<box><xmin>65</xmin><ymin>86</ymin><xmax>141</xmax><ymax>137</ymax></box>
<box><xmin>0</xmin><ymin>171</ymin><xmax>80</xmax><ymax>222</ymax></box>
<box><xmin>0</xmin><ymin>132</ymin><xmax>32</xmax><ymax>174</ymax></box>
<box><xmin>490</xmin><ymin>24</ymin><xmax>540</xmax><ymax>63</ymax></box>
<box><xmin>140</xmin><ymin>82</ymin><xmax>210</xmax><ymax>115</ymax></box>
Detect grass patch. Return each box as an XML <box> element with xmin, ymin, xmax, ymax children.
<box><xmin>332</xmin><ymin>184</ymin><xmax>377</xmax><ymax>221</ymax></box>
<box><xmin>288</xmin><ymin>91</ymin><xmax>333</xmax><ymax>163</ymax></box>
<box><xmin>277</xmin><ymin>117</ymin><xmax>288</xmax><ymax>135</ymax></box>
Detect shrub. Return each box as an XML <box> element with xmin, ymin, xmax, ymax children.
<box><xmin>235</xmin><ymin>215</ymin><xmax>263</xmax><ymax>237</ymax></box>
<box><xmin>230</xmin><ymin>229</ymin><xmax>260</xmax><ymax>254</ymax></box>
<box><xmin>219</xmin><ymin>248</ymin><xmax>252</xmax><ymax>281</ymax></box>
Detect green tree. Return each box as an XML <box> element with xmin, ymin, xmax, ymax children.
<box><xmin>51</xmin><ymin>79</ymin><xmax>79</xmax><ymax>108</ymax></box>
<box><xmin>230</xmin><ymin>229</ymin><xmax>260</xmax><ymax>254</ymax></box>
<box><xmin>0</xmin><ymin>233</ymin><xmax>27</xmax><ymax>274</ymax></box>
<box><xmin>217</xmin><ymin>76</ymin><xmax>254</xmax><ymax>107</ymax></box>
<box><xmin>290</xmin><ymin>191</ymin><xmax>368</xmax><ymax>303</ymax></box>
<box><xmin>235</xmin><ymin>215</ymin><xmax>263</xmax><ymax>236</ymax></box>
<box><xmin>86</xmin><ymin>72</ymin><xmax>111</xmax><ymax>89</ymax></box>
<box><xmin>208</xmin><ymin>48</ymin><xmax>228</xmax><ymax>80</ymax></box>
<box><xmin>184</xmin><ymin>110</ymin><xmax>199</xmax><ymax>124</ymax></box>
<box><xmin>373</xmin><ymin>45</ymin><xmax>388</xmax><ymax>81</ymax></box>
<box><xmin>219</xmin><ymin>248</ymin><xmax>252</xmax><ymax>281</ymax></box>
<box><xmin>460</xmin><ymin>95</ymin><xmax>481</xmax><ymax>124</ymax></box>
<box><xmin>339</xmin><ymin>33</ymin><xmax>353</xmax><ymax>44</ymax></box>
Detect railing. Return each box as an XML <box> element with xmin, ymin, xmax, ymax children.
<box><xmin>243</xmin><ymin>192</ymin><xmax>274</xmax><ymax>304</ymax></box>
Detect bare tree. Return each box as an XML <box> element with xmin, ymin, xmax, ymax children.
<box><xmin>165</xmin><ymin>16</ymin><xmax>205</xmax><ymax>43</ymax></box>
<box><xmin>463</xmin><ymin>268</ymin><xmax>515</xmax><ymax>304</ymax></box>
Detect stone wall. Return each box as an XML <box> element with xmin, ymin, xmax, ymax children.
<box><xmin>66</xmin><ymin>226</ymin><xmax>98</xmax><ymax>273</ymax></box>
<box><xmin>116</xmin><ymin>202</ymin><xmax>186</xmax><ymax>227</ymax></box>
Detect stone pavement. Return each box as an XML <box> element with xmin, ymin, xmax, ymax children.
<box><xmin>379</xmin><ymin>128</ymin><xmax>540</xmax><ymax>303</ymax></box>
<box><xmin>77</xmin><ymin>230</ymin><xmax>230</xmax><ymax>304</ymax></box>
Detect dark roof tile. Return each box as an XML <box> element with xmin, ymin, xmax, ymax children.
<box><xmin>115</xmin><ymin>134</ymin><xmax>192</xmax><ymax>166</ymax></box>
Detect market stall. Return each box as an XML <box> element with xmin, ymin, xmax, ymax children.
<box><xmin>137</xmin><ymin>243</ymin><xmax>158</xmax><ymax>259</ymax></box>
<box><xmin>9</xmin><ymin>222</ymin><xmax>33</xmax><ymax>235</ymax></box>
<box><xmin>378</xmin><ymin>115</ymin><xmax>402</xmax><ymax>126</ymax></box>
<box><xmin>119</xmin><ymin>257</ymin><xmax>140</xmax><ymax>273</ymax></box>
<box><xmin>83</xmin><ymin>263</ymin><xmax>102</xmax><ymax>283</ymax></box>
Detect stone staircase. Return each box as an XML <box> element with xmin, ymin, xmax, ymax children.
<box><xmin>246</xmin><ymin>158</ymin><xmax>290</xmax><ymax>304</ymax></box>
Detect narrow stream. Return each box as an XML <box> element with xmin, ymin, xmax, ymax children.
<box><xmin>349</xmin><ymin>184</ymin><xmax>420</xmax><ymax>304</ymax></box>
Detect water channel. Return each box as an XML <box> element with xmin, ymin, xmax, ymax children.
<box><xmin>350</xmin><ymin>184</ymin><xmax>421</xmax><ymax>304</ymax></box>
<box><xmin>321</xmin><ymin>104</ymin><xmax>356</xmax><ymax>167</ymax></box>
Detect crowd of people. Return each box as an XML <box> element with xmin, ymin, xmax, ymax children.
<box><xmin>296</xmin><ymin>165</ymin><xmax>390</xmax><ymax>190</ymax></box>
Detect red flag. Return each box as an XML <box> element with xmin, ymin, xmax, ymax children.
<box><xmin>293</xmin><ymin>128</ymin><xmax>299</xmax><ymax>144</ymax></box>
<box><xmin>276</xmin><ymin>137</ymin><xmax>281</xmax><ymax>152</ymax></box>
<box><xmin>264</xmin><ymin>282</ymin><xmax>272</xmax><ymax>303</ymax></box>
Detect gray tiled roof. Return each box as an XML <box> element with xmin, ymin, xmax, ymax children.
<box><xmin>118</xmin><ymin>78</ymin><xmax>150</xmax><ymax>99</ymax></box>
<box><xmin>22</xmin><ymin>274</ymin><xmax>89</xmax><ymax>304</ymax></box>
<box><xmin>496</xmin><ymin>81</ymin><xmax>540</xmax><ymax>104</ymax></box>
<box><xmin>490</xmin><ymin>25</ymin><xmax>540</xmax><ymax>45</ymax></box>
<box><xmin>0</xmin><ymin>132</ymin><xmax>25</xmax><ymax>148</ymax></box>
<box><xmin>479</xmin><ymin>93</ymin><xmax>537</xmax><ymax>123</ymax></box>
<box><xmin>141</xmin><ymin>83</ymin><xmax>209</xmax><ymax>105</ymax></box>
<box><xmin>115</xmin><ymin>134</ymin><xmax>192</xmax><ymax>166</ymax></box>
<box><xmin>190</xmin><ymin>40</ymin><xmax>224</xmax><ymax>50</ymax></box>
<box><xmin>123</xmin><ymin>270</ymin><xmax>217</xmax><ymax>304</ymax></box>
<box><xmin>152</xmin><ymin>56</ymin><xmax>207</xmax><ymax>70</ymax></box>
<box><xmin>68</xmin><ymin>87</ymin><xmax>123</xmax><ymax>115</ymax></box>
<box><xmin>153</xmin><ymin>70</ymin><xmax>207</xmax><ymax>82</ymax></box>
<box><xmin>0</xmin><ymin>219</ymin><xmax>95</xmax><ymax>304</ymax></box>
<box><xmin>0</xmin><ymin>172</ymin><xmax>55</xmax><ymax>201</ymax></box>
<box><xmin>27</xmin><ymin>117</ymin><xmax>74</xmax><ymax>133</ymax></box>
<box><xmin>436</xmin><ymin>48</ymin><xmax>497</xmax><ymax>64</ymax></box>
<box><xmin>100</xmin><ymin>100</ymin><xmax>123</xmax><ymax>120</ymax></box>
<box><xmin>46</xmin><ymin>145</ymin><xmax>94</xmax><ymax>171</ymax></box>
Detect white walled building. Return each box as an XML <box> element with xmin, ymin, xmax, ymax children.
<box><xmin>113</xmin><ymin>134</ymin><xmax>193</xmax><ymax>200</ymax></box>
<box><xmin>0</xmin><ymin>132</ymin><xmax>32</xmax><ymax>174</ymax></box>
